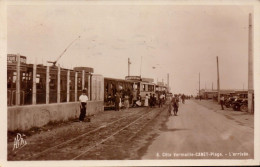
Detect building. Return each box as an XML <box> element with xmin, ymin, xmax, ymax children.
<box><xmin>200</xmin><ymin>89</ymin><xmax>248</xmax><ymax>99</ymax></box>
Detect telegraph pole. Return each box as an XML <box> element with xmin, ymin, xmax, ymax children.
<box><xmin>217</xmin><ymin>56</ymin><xmax>220</xmax><ymax>103</ymax></box>
<box><xmin>140</xmin><ymin>56</ymin><xmax>142</xmax><ymax>77</ymax></box>
<box><xmin>248</xmin><ymin>13</ymin><xmax>254</xmax><ymax>113</ymax></box>
<box><xmin>128</xmin><ymin>58</ymin><xmax>131</xmax><ymax>76</ymax></box>
<box><xmin>199</xmin><ymin>73</ymin><xmax>200</xmax><ymax>100</ymax></box>
<box><xmin>167</xmin><ymin>73</ymin><xmax>170</xmax><ymax>92</ymax></box>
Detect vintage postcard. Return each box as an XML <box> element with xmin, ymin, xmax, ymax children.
<box><xmin>0</xmin><ymin>0</ymin><xmax>259</xmax><ymax>166</ymax></box>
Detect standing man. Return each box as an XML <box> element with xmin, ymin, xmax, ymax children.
<box><xmin>115</xmin><ymin>91</ymin><xmax>120</xmax><ymax>111</ymax></box>
<box><xmin>159</xmin><ymin>93</ymin><xmax>163</xmax><ymax>108</ymax></box>
<box><xmin>79</xmin><ymin>89</ymin><xmax>88</xmax><ymax>122</ymax></box>
<box><xmin>220</xmin><ymin>95</ymin><xmax>225</xmax><ymax>110</ymax></box>
<box><xmin>132</xmin><ymin>89</ymin><xmax>137</xmax><ymax>107</ymax></box>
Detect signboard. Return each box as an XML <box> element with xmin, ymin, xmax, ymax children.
<box><xmin>74</xmin><ymin>67</ymin><xmax>94</xmax><ymax>73</ymax></box>
<box><xmin>7</xmin><ymin>54</ymin><xmax>27</xmax><ymax>64</ymax></box>
<box><xmin>157</xmin><ymin>82</ymin><xmax>164</xmax><ymax>86</ymax></box>
<box><xmin>141</xmin><ymin>78</ymin><xmax>154</xmax><ymax>83</ymax></box>
<box><xmin>125</xmin><ymin>76</ymin><xmax>141</xmax><ymax>81</ymax></box>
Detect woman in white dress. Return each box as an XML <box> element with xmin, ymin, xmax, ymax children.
<box><xmin>144</xmin><ymin>94</ymin><xmax>149</xmax><ymax>107</ymax></box>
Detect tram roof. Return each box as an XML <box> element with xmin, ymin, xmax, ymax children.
<box><xmin>104</xmin><ymin>77</ymin><xmax>135</xmax><ymax>83</ymax></box>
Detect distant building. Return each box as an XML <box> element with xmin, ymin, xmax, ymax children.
<box><xmin>200</xmin><ymin>89</ymin><xmax>248</xmax><ymax>99</ymax></box>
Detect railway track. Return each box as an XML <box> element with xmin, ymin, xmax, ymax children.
<box><xmin>8</xmin><ymin>107</ymin><xmax>154</xmax><ymax>160</ymax></box>
<box><xmin>72</xmin><ymin>106</ymin><xmax>166</xmax><ymax>160</ymax></box>
<box><xmin>33</xmin><ymin>107</ymin><xmax>160</xmax><ymax>160</ymax></box>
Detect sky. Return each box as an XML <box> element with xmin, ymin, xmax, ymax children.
<box><xmin>7</xmin><ymin>4</ymin><xmax>253</xmax><ymax>95</ymax></box>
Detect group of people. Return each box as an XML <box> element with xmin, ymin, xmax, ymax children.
<box><xmin>144</xmin><ymin>93</ymin><xmax>157</xmax><ymax>107</ymax></box>
<box><xmin>114</xmin><ymin>91</ymin><xmax>131</xmax><ymax>111</ymax></box>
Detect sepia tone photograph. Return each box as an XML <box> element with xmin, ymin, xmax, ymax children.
<box><xmin>1</xmin><ymin>0</ymin><xmax>260</xmax><ymax>166</ymax></box>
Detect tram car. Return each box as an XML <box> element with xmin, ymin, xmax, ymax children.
<box><xmin>104</xmin><ymin>77</ymin><xmax>134</xmax><ymax>109</ymax></box>
<box><xmin>104</xmin><ymin>77</ymin><xmax>159</xmax><ymax>109</ymax></box>
<box><xmin>7</xmin><ymin>54</ymin><xmax>95</xmax><ymax>106</ymax></box>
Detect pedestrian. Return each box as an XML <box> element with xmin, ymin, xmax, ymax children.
<box><xmin>159</xmin><ymin>93</ymin><xmax>163</xmax><ymax>108</ymax></box>
<box><xmin>144</xmin><ymin>94</ymin><xmax>149</xmax><ymax>107</ymax></box>
<box><xmin>149</xmin><ymin>93</ymin><xmax>152</xmax><ymax>107</ymax></box>
<box><xmin>220</xmin><ymin>95</ymin><xmax>225</xmax><ymax>110</ymax></box>
<box><xmin>124</xmin><ymin>93</ymin><xmax>130</xmax><ymax>110</ymax></box>
<box><xmin>168</xmin><ymin>99</ymin><xmax>173</xmax><ymax>116</ymax></box>
<box><xmin>172</xmin><ymin>96</ymin><xmax>179</xmax><ymax>116</ymax></box>
<box><xmin>136</xmin><ymin>94</ymin><xmax>142</xmax><ymax>107</ymax></box>
<box><xmin>115</xmin><ymin>92</ymin><xmax>120</xmax><ymax>111</ymax></box>
<box><xmin>182</xmin><ymin>94</ymin><xmax>185</xmax><ymax>104</ymax></box>
<box><xmin>132</xmin><ymin>89</ymin><xmax>137</xmax><ymax>107</ymax></box>
<box><xmin>152</xmin><ymin>94</ymin><xmax>156</xmax><ymax>107</ymax></box>
<box><xmin>162</xmin><ymin>93</ymin><xmax>166</xmax><ymax>105</ymax></box>
<box><xmin>79</xmin><ymin>89</ymin><xmax>88</xmax><ymax>122</ymax></box>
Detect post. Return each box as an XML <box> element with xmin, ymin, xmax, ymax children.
<box><xmin>88</xmin><ymin>74</ymin><xmax>91</xmax><ymax>100</ymax></box>
<box><xmin>167</xmin><ymin>73</ymin><xmax>169</xmax><ymax>92</ymax></box>
<box><xmin>57</xmin><ymin>64</ymin><xmax>60</xmax><ymax>103</ymax></box>
<box><xmin>32</xmin><ymin>61</ymin><xmax>37</xmax><ymax>105</ymax></box>
<box><xmin>46</xmin><ymin>65</ymin><xmax>49</xmax><ymax>104</ymax></box>
<box><xmin>199</xmin><ymin>73</ymin><xmax>200</xmax><ymax>98</ymax></box>
<box><xmin>16</xmin><ymin>54</ymin><xmax>21</xmax><ymax>105</ymax></box>
<box><xmin>82</xmin><ymin>70</ymin><xmax>85</xmax><ymax>89</ymax></box>
<box><xmin>140</xmin><ymin>56</ymin><xmax>142</xmax><ymax>77</ymax></box>
<box><xmin>217</xmin><ymin>56</ymin><xmax>220</xmax><ymax>103</ymax></box>
<box><xmin>75</xmin><ymin>72</ymin><xmax>78</xmax><ymax>102</ymax></box>
<box><xmin>128</xmin><ymin>58</ymin><xmax>131</xmax><ymax>76</ymax></box>
<box><xmin>248</xmin><ymin>13</ymin><xmax>254</xmax><ymax>113</ymax></box>
<box><xmin>67</xmin><ymin>70</ymin><xmax>70</xmax><ymax>102</ymax></box>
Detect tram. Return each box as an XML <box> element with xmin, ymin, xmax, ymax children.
<box><xmin>7</xmin><ymin>54</ymin><xmax>96</xmax><ymax>106</ymax></box>
<box><xmin>8</xmin><ymin>54</ymin><xmax>170</xmax><ymax>109</ymax></box>
<box><xmin>104</xmin><ymin>77</ymin><xmax>134</xmax><ymax>109</ymax></box>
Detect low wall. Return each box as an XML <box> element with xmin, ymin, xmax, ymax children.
<box><xmin>8</xmin><ymin>101</ymin><xmax>104</xmax><ymax>131</ymax></box>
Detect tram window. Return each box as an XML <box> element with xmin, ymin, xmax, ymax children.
<box><xmin>70</xmin><ymin>79</ymin><xmax>75</xmax><ymax>90</ymax></box>
<box><xmin>141</xmin><ymin>84</ymin><xmax>145</xmax><ymax>91</ymax></box>
<box><xmin>36</xmin><ymin>74</ymin><xmax>40</xmax><ymax>83</ymax></box>
<box><xmin>77</xmin><ymin>77</ymin><xmax>82</xmax><ymax>89</ymax></box>
<box><xmin>7</xmin><ymin>77</ymin><xmax>12</xmax><ymax>88</ymax></box>
<box><xmin>12</xmin><ymin>76</ymin><xmax>16</xmax><ymax>83</ymax></box>
<box><xmin>29</xmin><ymin>72</ymin><xmax>32</xmax><ymax>80</ymax></box>
<box><xmin>21</xmin><ymin>73</ymin><xmax>27</xmax><ymax>88</ymax></box>
<box><xmin>148</xmin><ymin>85</ymin><xmax>154</xmax><ymax>91</ymax></box>
<box><xmin>49</xmin><ymin>75</ymin><xmax>57</xmax><ymax>90</ymax></box>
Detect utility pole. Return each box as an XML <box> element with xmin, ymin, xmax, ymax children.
<box><xmin>248</xmin><ymin>13</ymin><xmax>254</xmax><ymax>113</ymax></box>
<box><xmin>199</xmin><ymin>73</ymin><xmax>200</xmax><ymax>99</ymax></box>
<box><xmin>128</xmin><ymin>58</ymin><xmax>131</xmax><ymax>76</ymax></box>
<box><xmin>167</xmin><ymin>73</ymin><xmax>170</xmax><ymax>92</ymax></box>
<box><xmin>217</xmin><ymin>56</ymin><xmax>220</xmax><ymax>103</ymax></box>
<box><xmin>140</xmin><ymin>56</ymin><xmax>142</xmax><ymax>77</ymax></box>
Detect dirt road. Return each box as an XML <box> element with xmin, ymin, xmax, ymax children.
<box><xmin>142</xmin><ymin>100</ymin><xmax>254</xmax><ymax>159</ymax></box>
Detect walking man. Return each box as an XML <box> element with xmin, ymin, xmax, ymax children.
<box><xmin>220</xmin><ymin>95</ymin><xmax>225</xmax><ymax>110</ymax></box>
<box><xmin>172</xmin><ymin>97</ymin><xmax>179</xmax><ymax>116</ymax></box>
